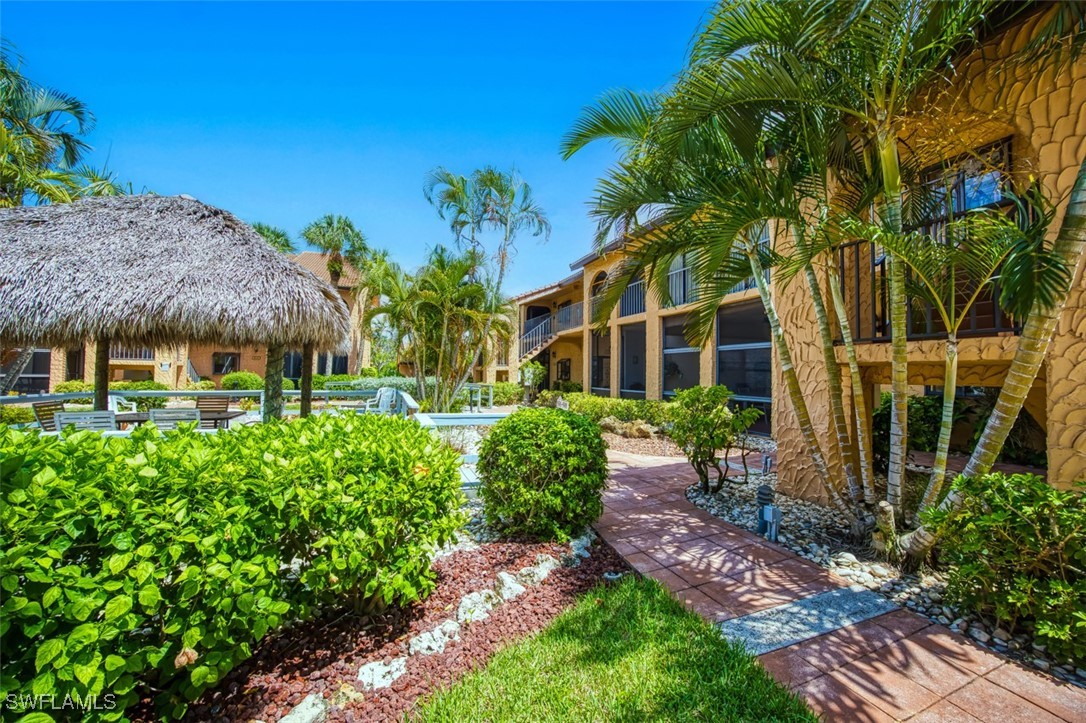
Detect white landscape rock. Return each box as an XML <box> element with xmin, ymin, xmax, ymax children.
<box><xmin>457</xmin><ymin>589</ymin><xmax>501</xmax><ymax>623</ymax></box>
<box><xmin>278</xmin><ymin>693</ymin><xmax>327</xmax><ymax>723</ymax></box>
<box><xmin>516</xmin><ymin>554</ymin><xmax>561</xmax><ymax>586</ymax></box>
<box><xmin>357</xmin><ymin>657</ymin><xmax>407</xmax><ymax>690</ymax></box>
<box><xmin>570</xmin><ymin>531</ymin><xmax>596</xmax><ymax>559</ymax></box>
<box><xmin>408</xmin><ymin>620</ymin><xmax>461</xmax><ymax>656</ymax></box>
<box><xmin>494</xmin><ymin>571</ymin><xmax>527</xmax><ymax>601</ymax></box>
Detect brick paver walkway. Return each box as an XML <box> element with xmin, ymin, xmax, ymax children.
<box><xmin>596</xmin><ymin>451</ymin><xmax>1086</xmax><ymax>722</ymax></box>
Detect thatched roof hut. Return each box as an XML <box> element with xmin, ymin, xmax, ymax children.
<box><xmin>0</xmin><ymin>194</ymin><xmax>351</xmax><ymax>417</ymax></box>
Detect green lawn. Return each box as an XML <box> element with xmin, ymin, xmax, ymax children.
<box><xmin>413</xmin><ymin>576</ymin><xmax>816</xmax><ymax>722</ymax></box>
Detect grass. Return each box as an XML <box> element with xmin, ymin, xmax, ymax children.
<box><xmin>412</xmin><ymin>576</ymin><xmax>816</xmax><ymax>722</ymax></box>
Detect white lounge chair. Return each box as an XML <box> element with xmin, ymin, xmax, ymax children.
<box><xmin>361</xmin><ymin>387</ymin><xmax>397</xmax><ymax>415</ymax></box>
<box><xmin>55</xmin><ymin>411</ymin><xmax>117</xmax><ymax>433</ymax></box>
<box><xmin>149</xmin><ymin>408</ymin><xmax>201</xmax><ymax>430</ymax></box>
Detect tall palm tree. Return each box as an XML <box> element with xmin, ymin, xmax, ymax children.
<box><xmin>657</xmin><ymin>0</ymin><xmax>995</xmax><ymax>516</ymax></box>
<box><xmin>301</xmin><ymin>214</ymin><xmax>369</xmax><ymax>374</ymax></box>
<box><xmin>251</xmin><ymin>222</ymin><xmax>296</xmax><ymax>253</ymax></box>
<box><xmin>425</xmin><ymin>167</ymin><xmax>549</xmax><ymax>399</ymax></box>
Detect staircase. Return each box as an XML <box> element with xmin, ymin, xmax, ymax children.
<box><xmin>519</xmin><ymin>315</ymin><xmax>557</xmax><ymax>362</ymax></box>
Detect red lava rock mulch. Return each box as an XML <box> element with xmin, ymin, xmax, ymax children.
<box><xmin>156</xmin><ymin>540</ymin><xmax>628</xmax><ymax>722</ymax></box>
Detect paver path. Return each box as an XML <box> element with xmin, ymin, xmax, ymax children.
<box><xmin>597</xmin><ymin>451</ymin><xmax>1086</xmax><ymax>722</ymax></box>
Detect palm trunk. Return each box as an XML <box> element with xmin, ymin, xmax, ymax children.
<box><xmin>94</xmin><ymin>338</ymin><xmax>110</xmax><ymax>411</ymax></box>
<box><xmin>803</xmin><ymin>257</ymin><xmax>864</xmax><ymax>505</ymax></box>
<box><xmin>916</xmin><ymin>334</ymin><xmax>958</xmax><ymax>517</ymax></box>
<box><xmin>300</xmin><ymin>343</ymin><xmax>314</xmax><ymax>418</ymax></box>
<box><xmin>879</xmin><ymin>132</ymin><xmax>909</xmax><ymax>517</ymax></box>
<box><xmin>827</xmin><ymin>265</ymin><xmax>877</xmax><ymax>505</ymax></box>
<box><xmin>263</xmin><ymin>344</ymin><xmax>285</xmax><ymax>422</ymax></box>
<box><xmin>0</xmin><ymin>347</ymin><xmax>36</xmax><ymax>394</ymax></box>
<box><xmin>747</xmin><ymin>244</ymin><xmax>855</xmax><ymax>520</ymax></box>
<box><xmin>903</xmin><ymin>158</ymin><xmax>1086</xmax><ymax>562</ymax></box>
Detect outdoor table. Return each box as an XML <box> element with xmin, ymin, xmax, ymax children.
<box><xmin>115</xmin><ymin>410</ymin><xmax>247</xmax><ymax>429</ymax></box>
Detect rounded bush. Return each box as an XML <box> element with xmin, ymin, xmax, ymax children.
<box><xmin>478</xmin><ymin>407</ymin><xmax>608</xmax><ymax>540</ymax></box>
<box><xmin>220</xmin><ymin>371</ymin><xmax>263</xmax><ymax>390</ymax></box>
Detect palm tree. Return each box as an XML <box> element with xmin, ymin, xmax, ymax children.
<box><xmin>425</xmin><ymin>167</ymin><xmax>550</xmax><ymax>400</ymax></box>
<box><xmin>301</xmin><ymin>214</ymin><xmax>369</xmax><ymax>374</ymax></box>
<box><xmin>656</xmin><ymin>0</ymin><xmax>996</xmax><ymax>517</ymax></box>
<box><xmin>251</xmin><ymin>222</ymin><xmax>296</xmax><ymax>253</ymax></box>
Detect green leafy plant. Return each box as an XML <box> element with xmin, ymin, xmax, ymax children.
<box><xmin>0</xmin><ymin>406</ymin><xmax>35</xmax><ymax>425</ymax></box>
<box><xmin>110</xmin><ymin>381</ymin><xmax>171</xmax><ymax>411</ymax></box>
<box><xmin>478</xmin><ymin>407</ymin><xmax>607</xmax><ymax>541</ymax></box>
<box><xmin>535</xmin><ymin>391</ymin><xmax>670</xmax><ymax>427</ymax></box>
<box><xmin>552</xmin><ymin>381</ymin><xmax>583</xmax><ymax>394</ymax></box>
<box><xmin>219</xmin><ymin>371</ymin><xmax>263</xmax><ymax>391</ymax></box>
<box><xmin>0</xmin><ymin>413</ymin><xmax>464</xmax><ymax>720</ymax></box>
<box><xmin>871</xmin><ymin>393</ymin><xmax>946</xmax><ymax>473</ymax></box>
<box><xmin>924</xmin><ymin>473</ymin><xmax>1086</xmax><ymax>664</ymax></box>
<box><xmin>491</xmin><ymin>381</ymin><xmax>522</xmax><ymax>406</ymax></box>
<box><xmin>519</xmin><ymin>361</ymin><xmax>547</xmax><ymax>403</ymax></box>
<box><xmin>666</xmin><ymin>386</ymin><xmax>748</xmax><ymax>493</ymax></box>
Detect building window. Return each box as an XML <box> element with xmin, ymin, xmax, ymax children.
<box><xmin>620</xmin><ymin>323</ymin><xmax>646</xmax><ymax>398</ymax></box>
<box><xmin>317</xmin><ymin>353</ymin><xmax>349</xmax><ymax>375</ymax></box>
<box><xmin>556</xmin><ymin>358</ymin><xmax>571</xmax><ymax>382</ymax></box>
<box><xmin>0</xmin><ymin>349</ymin><xmax>52</xmax><ymax>394</ymax></box>
<box><xmin>591</xmin><ymin>331</ymin><xmax>610</xmax><ymax>394</ymax></box>
<box><xmin>283</xmin><ymin>351</ymin><xmax>303</xmax><ymax>381</ymax></box>
<box><xmin>662</xmin><ymin>314</ymin><xmax>700</xmax><ymax>398</ymax></box>
<box><xmin>918</xmin><ymin>138</ymin><xmax>1011</xmax><ymax>239</ymax></box>
<box><xmin>717</xmin><ymin>302</ymin><xmax>772</xmax><ymax>436</ymax></box>
<box><xmin>65</xmin><ymin>348</ymin><xmax>84</xmax><ymax>381</ymax></box>
<box><xmin>212</xmin><ymin>352</ymin><xmax>241</xmax><ymax>375</ymax></box>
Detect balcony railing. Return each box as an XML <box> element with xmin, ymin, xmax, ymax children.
<box><xmin>519</xmin><ymin>315</ymin><xmax>553</xmax><ymax>358</ymax></box>
<box><xmin>665</xmin><ymin>267</ymin><xmax>699</xmax><ymax>307</ymax></box>
<box><xmin>619</xmin><ymin>280</ymin><xmax>646</xmax><ymax>317</ymax></box>
<box><xmin>110</xmin><ymin>345</ymin><xmax>154</xmax><ymax>361</ymax></box>
<box><xmin>835</xmin><ymin>240</ymin><xmax>1018</xmax><ymax>343</ymax></box>
<box><xmin>554</xmin><ymin>301</ymin><xmax>584</xmax><ymax>332</ymax></box>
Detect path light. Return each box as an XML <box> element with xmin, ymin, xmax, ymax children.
<box><xmin>756</xmin><ymin>484</ymin><xmax>782</xmax><ymax>542</ymax></box>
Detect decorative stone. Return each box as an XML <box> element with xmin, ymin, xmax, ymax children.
<box><xmin>408</xmin><ymin>620</ymin><xmax>461</xmax><ymax>656</ymax></box>
<box><xmin>357</xmin><ymin>658</ymin><xmax>407</xmax><ymax>690</ymax></box>
<box><xmin>603</xmin><ymin>571</ymin><xmax>625</xmax><ymax>582</ymax></box>
<box><xmin>1033</xmin><ymin>658</ymin><xmax>1051</xmax><ymax>672</ymax></box>
<box><xmin>279</xmin><ymin>693</ymin><xmax>328</xmax><ymax>723</ymax></box>
<box><xmin>516</xmin><ymin>554</ymin><xmax>560</xmax><ymax>585</ymax></box>
<box><xmin>836</xmin><ymin>552</ymin><xmax>859</xmax><ymax>565</ymax></box>
<box><xmin>457</xmin><ymin>589</ymin><xmax>501</xmax><ymax>623</ymax></box>
<box><xmin>494</xmin><ymin>572</ymin><xmax>527</xmax><ymax>601</ymax></box>
<box><xmin>330</xmin><ymin>683</ymin><xmax>366</xmax><ymax>706</ymax></box>
<box><xmin>993</xmin><ymin>627</ymin><xmax>1012</xmax><ymax>643</ymax></box>
<box><xmin>969</xmin><ymin>628</ymin><xmax>991</xmax><ymax>644</ymax></box>
<box><xmin>570</xmin><ymin>532</ymin><xmax>595</xmax><ymax>558</ymax></box>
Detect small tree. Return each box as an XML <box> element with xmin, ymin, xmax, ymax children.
<box><xmin>520</xmin><ymin>360</ymin><xmax>546</xmax><ymax>404</ymax></box>
<box><xmin>666</xmin><ymin>386</ymin><xmax>735</xmax><ymax>494</ymax></box>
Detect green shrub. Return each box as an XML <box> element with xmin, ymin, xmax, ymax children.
<box><xmin>492</xmin><ymin>381</ymin><xmax>522</xmax><ymax>405</ymax></box>
<box><xmin>924</xmin><ymin>473</ymin><xmax>1086</xmax><ymax>664</ymax></box>
<box><xmin>55</xmin><ymin>380</ymin><xmax>170</xmax><ymax>411</ymax></box>
<box><xmin>478</xmin><ymin>407</ymin><xmax>608</xmax><ymax>541</ymax></box>
<box><xmin>220</xmin><ymin>371</ymin><xmax>263</xmax><ymax>390</ymax></box>
<box><xmin>358</xmin><ymin>367</ymin><xmax>378</xmax><ymax>378</ymax></box>
<box><xmin>0</xmin><ymin>413</ymin><xmax>464</xmax><ymax>720</ymax></box>
<box><xmin>871</xmin><ymin>393</ymin><xmax>945</xmax><ymax>472</ymax></box>
<box><xmin>185</xmin><ymin>380</ymin><xmax>216</xmax><ymax>392</ymax></box>
<box><xmin>0</xmin><ymin>406</ymin><xmax>35</xmax><ymax>426</ymax></box>
<box><xmin>535</xmin><ymin>391</ymin><xmax>670</xmax><ymax>427</ymax></box>
<box><xmin>666</xmin><ymin>386</ymin><xmax>764</xmax><ymax>493</ymax></box>
<box><xmin>552</xmin><ymin>381</ymin><xmax>583</xmax><ymax>394</ymax></box>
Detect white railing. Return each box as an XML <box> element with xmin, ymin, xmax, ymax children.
<box><xmin>619</xmin><ymin>280</ymin><xmax>646</xmax><ymax>317</ymax></box>
<box><xmin>519</xmin><ymin>315</ymin><xmax>554</xmax><ymax>358</ymax></box>
<box><xmin>109</xmin><ymin>345</ymin><xmax>154</xmax><ymax>361</ymax></box>
<box><xmin>665</xmin><ymin>267</ymin><xmax>699</xmax><ymax>307</ymax></box>
<box><xmin>554</xmin><ymin>301</ymin><xmax>584</xmax><ymax>332</ymax></box>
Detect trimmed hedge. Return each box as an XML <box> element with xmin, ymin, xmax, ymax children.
<box><xmin>0</xmin><ymin>413</ymin><xmax>464</xmax><ymax>720</ymax></box>
<box><xmin>220</xmin><ymin>371</ymin><xmax>263</xmax><ymax>390</ymax></box>
<box><xmin>491</xmin><ymin>381</ymin><xmax>522</xmax><ymax>406</ymax></box>
<box><xmin>535</xmin><ymin>391</ymin><xmax>670</xmax><ymax>427</ymax></box>
<box><xmin>478</xmin><ymin>407</ymin><xmax>608</xmax><ymax>541</ymax></box>
<box><xmin>0</xmin><ymin>406</ymin><xmax>35</xmax><ymax>426</ymax></box>
<box><xmin>924</xmin><ymin>473</ymin><xmax>1086</xmax><ymax>664</ymax></box>
<box><xmin>53</xmin><ymin>380</ymin><xmax>171</xmax><ymax>411</ymax></box>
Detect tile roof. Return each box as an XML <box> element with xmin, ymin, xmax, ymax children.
<box><xmin>290</xmin><ymin>251</ymin><xmax>361</xmax><ymax>288</ymax></box>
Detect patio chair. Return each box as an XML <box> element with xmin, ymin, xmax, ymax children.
<box><xmin>54</xmin><ymin>411</ymin><xmax>118</xmax><ymax>433</ymax></box>
<box><xmin>149</xmin><ymin>408</ymin><xmax>201</xmax><ymax>430</ymax></box>
<box><xmin>361</xmin><ymin>386</ymin><xmax>397</xmax><ymax>415</ymax></box>
<box><xmin>195</xmin><ymin>395</ymin><xmax>229</xmax><ymax>429</ymax></box>
<box><xmin>32</xmin><ymin>400</ymin><xmax>65</xmax><ymax>432</ymax></box>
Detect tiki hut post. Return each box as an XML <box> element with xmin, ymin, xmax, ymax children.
<box><xmin>94</xmin><ymin>336</ymin><xmax>110</xmax><ymax>411</ymax></box>
<box><xmin>300</xmin><ymin>343</ymin><xmax>314</xmax><ymax>417</ymax></box>
<box><xmin>264</xmin><ymin>345</ymin><xmax>286</xmax><ymax>423</ymax></box>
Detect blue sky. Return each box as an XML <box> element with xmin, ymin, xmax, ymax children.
<box><xmin>4</xmin><ymin>1</ymin><xmax>711</xmax><ymax>294</ymax></box>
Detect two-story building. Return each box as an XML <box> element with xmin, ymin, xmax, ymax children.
<box><xmin>514</xmin><ymin>9</ymin><xmax>1085</xmax><ymax>499</ymax></box>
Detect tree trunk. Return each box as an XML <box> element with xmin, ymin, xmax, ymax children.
<box><xmin>902</xmin><ymin>158</ymin><xmax>1086</xmax><ymax>562</ymax></box>
<box><xmin>300</xmin><ymin>343</ymin><xmax>314</xmax><ymax>418</ymax></box>
<box><xmin>879</xmin><ymin>132</ymin><xmax>909</xmax><ymax>518</ymax></box>
<box><xmin>916</xmin><ymin>334</ymin><xmax>959</xmax><ymax>516</ymax></box>
<box><xmin>94</xmin><ymin>337</ymin><xmax>110</xmax><ymax>411</ymax></box>
<box><xmin>748</xmin><ymin>245</ymin><xmax>855</xmax><ymax>521</ymax></box>
<box><xmin>263</xmin><ymin>344</ymin><xmax>286</xmax><ymax>422</ymax></box>
<box><xmin>0</xmin><ymin>347</ymin><xmax>36</xmax><ymax>394</ymax></box>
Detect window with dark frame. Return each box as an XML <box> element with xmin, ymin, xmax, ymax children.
<box><xmin>662</xmin><ymin>314</ymin><xmax>700</xmax><ymax>398</ymax></box>
<box><xmin>212</xmin><ymin>352</ymin><xmax>241</xmax><ymax>375</ymax></box>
